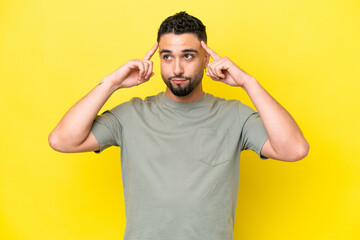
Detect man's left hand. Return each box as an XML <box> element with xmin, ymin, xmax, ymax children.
<box><xmin>201</xmin><ymin>41</ymin><xmax>254</xmax><ymax>88</ymax></box>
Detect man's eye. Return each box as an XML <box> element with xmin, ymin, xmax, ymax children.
<box><xmin>163</xmin><ymin>55</ymin><xmax>171</xmax><ymax>60</ymax></box>
<box><xmin>184</xmin><ymin>54</ymin><xmax>193</xmax><ymax>59</ymax></box>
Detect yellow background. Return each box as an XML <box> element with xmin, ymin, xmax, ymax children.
<box><xmin>1</xmin><ymin>0</ymin><xmax>359</xmax><ymax>239</ymax></box>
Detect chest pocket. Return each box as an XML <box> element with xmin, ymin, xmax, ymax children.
<box><xmin>195</xmin><ymin>128</ymin><xmax>229</xmax><ymax>167</ymax></box>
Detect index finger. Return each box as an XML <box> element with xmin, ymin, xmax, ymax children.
<box><xmin>201</xmin><ymin>41</ymin><xmax>221</xmax><ymax>60</ymax></box>
<box><xmin>143</xmin><ymin>42</ymin><xmax>159</xmax><ymax>60</ymax></box>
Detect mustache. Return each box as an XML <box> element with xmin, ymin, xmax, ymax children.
<box><xmin>168</xmin><ymin>75</ymin><xmax>191</xmax><ymax>81</ymax></box>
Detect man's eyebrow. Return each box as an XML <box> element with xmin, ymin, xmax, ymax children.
<box><xmin>182</xmin><ymin>49</ymin><xmax>198</xmax><ymax>53</ymax></box>
<box><xmin>159</xmin><ymin>49</ymin><xmax>199</xmax><ymax>54</ymax></box>
<box><xmin>159</xmin><ymin>49</ymin><xmax>172</xmax><ymax>54</ymax></box>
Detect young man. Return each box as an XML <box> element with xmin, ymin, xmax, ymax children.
<box><xmin>49</xmin><ymin>12</ymin><xmax>309</xmax><ymax>240</ymax></box>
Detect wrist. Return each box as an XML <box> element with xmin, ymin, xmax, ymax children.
<box><xmin>241</xmin><ymin>76</ymin><xmax>258</xmax><ymax>92</ymax></box>
<box><xmin>98</xmin><ymin>77</ymin><xmax>120</xmax><ymax>95</ymax></box>
<box><xmin>101</xmin><ymin>76</ymin><xmax>124</xmax><ymax>92</ymax></box>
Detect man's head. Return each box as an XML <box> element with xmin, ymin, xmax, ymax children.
<box><xmin>157</xmin><ymin>11</ymin><xmax>207</xmax><ymax>43</ymax></box>
<box><xmin>157</xmin><ymin>12</ymin><xmax>209</xmax><ymax>97</ymax></box>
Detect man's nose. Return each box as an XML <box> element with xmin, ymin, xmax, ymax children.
<box><xmin>173</xmin><ymin>59</ymin><xmax>184</xmax><ymax>76</ymax></box>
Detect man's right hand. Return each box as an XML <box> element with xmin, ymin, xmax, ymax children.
<box><xmin>103</xmin><ymin>42</ymin><xmax>159</xmax><ymax>90</ymax></box>
<box><xmin>48</xmin><ymin>42</ymin><xmax>159</xmax><ymax>153</ymax></box>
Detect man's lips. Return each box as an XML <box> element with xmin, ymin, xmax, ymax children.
<box><xmin>171</xmin><ymin>79</ymin><xmax>188</xmax><ymax>84</ymax></box>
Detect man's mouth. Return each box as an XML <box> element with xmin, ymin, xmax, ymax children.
<box><xmin>171</xmin><ymin>79</ymin><xmax>188</xmax><ymax>84</ymax></box>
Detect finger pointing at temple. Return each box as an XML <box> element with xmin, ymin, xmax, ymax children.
<box><xmin>201</xmin><ymin>41</ymin><xmax>221</xmax><ymax>61</ymax></box>
<box><xmin>143</xmin><ymin>42</ymin><xmax>159</xmax><ymax>60</ymax></box>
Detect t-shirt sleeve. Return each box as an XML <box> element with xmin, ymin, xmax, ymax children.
<box><xmin>239</xmin><ymin>108</ymin><xmax>269</xmax><ymax>160</ymax></box>
<box><xmin>90</xmin><ymin>110</ymin><xmax>123</xmax><ymax>154</ymax></box>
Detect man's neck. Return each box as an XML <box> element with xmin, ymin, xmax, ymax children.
<box><xmin>165</xmin><ymin>84</ymin><xmax>205</xmax><ymax>103</ymax></box>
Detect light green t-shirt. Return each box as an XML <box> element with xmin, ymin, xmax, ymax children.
<box><xmin>90</xmin><ymin>92</ymin><xmax>268</xmax><ymax>240</ymax></box>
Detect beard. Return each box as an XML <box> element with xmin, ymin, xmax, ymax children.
<box><xmin>161</xmin><ymin>70</ymin><xmax>204</xmax><ymax>97</ymax></box>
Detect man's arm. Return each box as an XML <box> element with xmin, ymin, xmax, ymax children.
<box><xmin>242</xmin><ymin>78</ymin><xmax>309</xmax><ymax>161</ymax></box>
<box><xmin>48</xmin><ymin>43</ymin><xmax>159</xmax><ymax>153</ymax></box>
<box><xmin>201</xmin><ymin>41</ymin><xmax>309</xmax><ymax>162</ymax></box>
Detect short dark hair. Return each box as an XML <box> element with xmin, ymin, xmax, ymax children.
<box><xmin>157</xmin><ymin>11</ymin><xmax>207</xmax><ymax>43</ymax></box>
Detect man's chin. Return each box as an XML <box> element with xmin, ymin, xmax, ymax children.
<box><xmin>170</xmin><ymin>85</ymin><xmax>192</xmax><ymax>97</ymax></box>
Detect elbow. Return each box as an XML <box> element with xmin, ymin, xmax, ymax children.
<box><xmin>48</xmin><ymin>132</ymin><xmax>61</xmax><ymax>152</ymax></box>
<box><xmin>48</xmin><ymin>131</ymin><xmax>68</xmax><ymax>152</ymax></box>
<box><xmin>288</xmin><ymin>140</ymin><xmax>310</xmax><ymax>162</ymax></box>
<box><xmin>48</xmin><ymin>130</ymin><xmax>86</xmax><ymax>153</ymax></box>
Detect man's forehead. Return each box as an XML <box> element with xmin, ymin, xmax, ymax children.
<box><xmin>158</xmin><ymin>33</ymin><xmax>202</xmax><ymax>52</ymax></box>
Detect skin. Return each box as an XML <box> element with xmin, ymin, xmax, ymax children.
<box><xmin>48</xmin><ymin>32</ymin><xmax>309</xmax><ymax>161</ymax></box>
<box><xmin>158</xmin><ymin>33</ymin><xmax>209</xmax><ymax>102</ymax></box>
<box><xmin>200</xmin><ymin>40</ymin><xmax>309</xmax><ymax>161</ymax></box>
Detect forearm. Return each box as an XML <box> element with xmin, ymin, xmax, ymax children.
<box><xmin>49</xmin><ymin>44</ymin><xmax>158</xmax><ymax>152</ymax></box>
<box><xmin>243</xmin><ymin>77</ymin><xmax>309</xmax><ymax>159</ymax></box>
<box><xmin>49</xmin><ymin>78</ymin><xmax>116</xmax><ymax>148</ymax></box>
<box><xmin>200</xmin><ymin>42</ymin><xmax>309</xmax><ymax>160</ymax></box>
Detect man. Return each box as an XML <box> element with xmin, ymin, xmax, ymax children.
<box><xmin>49</xmin><ymin>12</ymin><xmax>309</xmax><ymax>240</ymax></box>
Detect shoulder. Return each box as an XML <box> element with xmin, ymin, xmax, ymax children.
<box><xmin>207</xmin><ymin>94</ymin><xmax>256</xmax><ymax>114</ymax></box>
<box><xmin>109</xmin><ymin>93</ymin><xmax>161</xmax><ymax>115</ymax></box>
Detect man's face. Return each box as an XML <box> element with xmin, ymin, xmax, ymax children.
<box><xmin>158</xmin><ymin>33</ymin><xmax>209</xmax><ymax>97</ymax></box>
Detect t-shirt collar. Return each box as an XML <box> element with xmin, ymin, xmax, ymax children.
<box><xmin>159</xmin><ymin>92</ymin><xmax>210</xmax><ymax>109</ymax></box>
